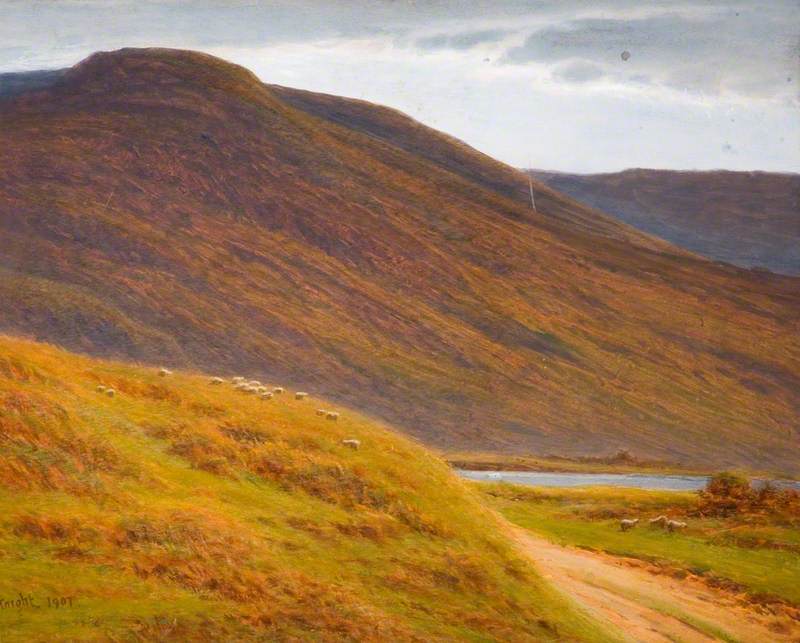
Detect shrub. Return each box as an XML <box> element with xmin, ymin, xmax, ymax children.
<box><xmin>697</xmin><ymin>472</ymin><xmax>755</xmax><ymax>517</ymax></box>
<box><xmin>705</xmin><ymin>471</ymin><xmax>750</xmax><ymax>497</ymax></box>
<box><xmin>696</xmin><ymin>472</ymin><xmax>800</xmax><ymax>523</ymax></box>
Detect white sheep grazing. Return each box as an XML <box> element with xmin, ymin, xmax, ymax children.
<box><xmin>210</xmin><ymin>377</ymin><xmax>224</xmax><ymax>385</ymax></box>
<box><xmin>273</xmin><ymin>387</ymin><xmax>285</xmax><ymax>395</ymax></box>
<box><xmin>105</xmin><ymin>388</ymin><xmax>116</xmax><ymax>398</ymax></box>
<box><xmin>256</xmin><ymin>386</ymin><xmax>268</xmax><ymax>393</ymax></box>
<box><xmin>649</xmin><ymin>515</ymin><xmax>668</xmax><ymax>528</ymax></box>
<box><xmin>620</xmin><ymin>518</ymin><xmax>639</xmax><ymax>532</ymax></box>
<box><xmin>96</xmin><ymin>385</ymin><xmax>107</xmax><ymax>393</ymax></box>
<box><xmin>158</xmin><ymin>368</ymin><xmax>172</xmax><ymax>377</ymax></box>
<box><xmin>315</xmin><ymin>409</ymin><xmax>327</xmax><ymax>416</ymax></box>
<box><xmin>326</xmin><ymin>411</ymin><xmax>340</xmax><ymax>421</ymax></box>
<box><xmin>260</xmin><ymin>392</ymin><xmax>273</xmax><ymax>400</ymax></box>
<box><xmin>232</xmin><ymin>376</ymin><xmax>245</xmax><ymax>383</ymax></box>
<box><xmin>666</xmin><ymin>520</ymin><xmax>687</xmax><ymax>533</ymax></box>
<box><xmin>244</xmin><ymin>386</ymin><xmax>258</xmax><ymax>394</ymax></box>
<box><xmin>341</xmin><ymin>439</ymin><xmax>360</xmax><ymax>450</ymax></box>
<box><xmin>295</xmin><ymin>392</ymin><xmax>308</xmax><ymax>400</ymax></box>
<box><xmin>234</xmin><ymin>382</ymin><xmax>248</xmax><ymax>390</ymax></box>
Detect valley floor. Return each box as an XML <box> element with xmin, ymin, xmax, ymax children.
<box><xmin>482</xmin><ymin>482</ymin><xmax>800</xmax><ymax>642</ymax></box>
<box><xmin>511</xmin><ymin>528</ymin><xmax>798</xmax><ymax>642</ymax></box>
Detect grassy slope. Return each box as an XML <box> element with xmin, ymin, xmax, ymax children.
<box><xmin>0</xmin><ymin>48</ymin><xmax>798</xmax><ymax>473</ymax></box>
<box><xmin>0</xmin><ymin>335</ymin><xmax>614</xmax><ymax>642</ymax></box>
<box><xmin>268</xmin><ymin>83</ymin><xmax>666</xmax><ymax>246</ymax></box>
<box><xmin>481</xmin><ymin>484</ymin><xmax>800</xmax><ymax>605</ymax></box>
<box><xmin>530</xmin><ymin>169</ymin><xmax>800</xmax><ymax>275</ymax></box>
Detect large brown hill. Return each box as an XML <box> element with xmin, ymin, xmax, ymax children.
<box><xmin>530</xmin><ymin>168</ymin><xmax>800</xmax><ymax>275</ymax></box>
<box><xmin>1</xmin><ymin>48</ymin><xmax>798</xmax><ymax>472</ymax></box>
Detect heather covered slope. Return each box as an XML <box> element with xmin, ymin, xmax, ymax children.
<box><xmin>530</xmin><ymin>169</ymin><xmax>800</xmax><ymax>275</ymax></box>
<box><xmin>0</xmin><ymin>48</ymin><xmax>798</xmax><ymax>472</ymax></box>
<box><xmin>0</xmin><ymin>335</ymin><xmax>611</xmax><ymax>642</ymax></box>
<box><xmin>268</xmin><ymin>84</ymin><xmax>667</xmax><ymax>246</ymax></box>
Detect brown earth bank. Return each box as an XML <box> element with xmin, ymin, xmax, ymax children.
<box><xmin>529</xmin><ymin>168</ymin><xmax>800</xmax><ymax>275</ymax></box>
<box><xmin>0</xmin><ymin>48</ymin><xmax>798</xmax><ymax>472</ymax></box>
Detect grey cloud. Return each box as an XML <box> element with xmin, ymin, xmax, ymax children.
<box><xmin>417</xmin><ymin>29</ymin><xmax>511</xmax><ymax>51</ymax></box>
<box><xmin>627</xmin><ymin>74</ymin><xmax>652</xmax><ymax>86</ymax></box>
<box><xmin>553</xmin><ymin>60</ymin><xmax>605</xmax><ymax>83</ymax></box>
<box><xmin>0</xmin><ymin>1</ymin><xmax>409</xmax><ymax>68</ymax></box>
<box><xmin>500</xmin><ymin>6</ymin><xmax>799</xmax><ymax>100</ymax></box>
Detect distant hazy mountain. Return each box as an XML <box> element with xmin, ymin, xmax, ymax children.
<box><xmin>529</xmin><ymin>168</ymin><xmax>800</xmax><ymax>275</ymax></box>
<box><xmin>0</xmin><ymin>69</ymin><xmax>66</xmax><ymax>98</ymax></box>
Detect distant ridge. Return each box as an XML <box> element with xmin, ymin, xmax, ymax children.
<box><xmin>529</xmin><ymin>168</ymin><xmax>800</xmax><ymax>275</ymax></box>
<box><xmin>0</xmin><ymin>68</ymin><xmax>66</xmax><ymax>98</ymax></box>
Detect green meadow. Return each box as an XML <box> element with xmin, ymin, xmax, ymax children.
<box><xmin>480</xmin><ymin>483</ymin><xmax>800</xmax><ymax>605</ymax></box>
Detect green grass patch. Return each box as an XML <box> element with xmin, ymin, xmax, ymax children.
<box><xmin>480</xmin><ymin>483</ymin><xmax>800</xmax><ymax>605</ymax></box>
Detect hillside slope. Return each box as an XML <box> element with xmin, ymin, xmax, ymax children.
<box><xmin>0</xmin><ymin>335</ymin><xmax>610</xmax><ymax>642</ymax></box>
<box><xmin>530</xmin><ymin>169</ymin><xmax>800</xmax><ymax>275</ymax></box>
<box><xmin>0</xmin><ymin>48</ymin><xmax>798</xmax><ymax>473</ymax></box>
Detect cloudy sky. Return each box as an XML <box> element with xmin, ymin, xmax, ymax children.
<box><xmin>1</xmin><ymin>0</ymin><xmax>798</xmax><ymax>172</ymax></box>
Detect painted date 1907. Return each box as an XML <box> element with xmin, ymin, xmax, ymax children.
<box><xmin>0</xmin><ymin>593</ymin><xmax>74</xmax><ymax>609</ymax></box>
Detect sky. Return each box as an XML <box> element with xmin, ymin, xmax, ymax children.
<box><xmin>1</xmin><ymin>0</ymin><xmax>798</xmax><ymax>173</ymax></box>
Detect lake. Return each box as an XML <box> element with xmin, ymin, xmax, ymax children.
<box><xmin>457</xmin><ymin>470</ymin><xmax>800</xmax><ymax>492</ymax></box>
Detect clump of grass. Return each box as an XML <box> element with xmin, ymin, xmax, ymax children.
<box><xmin>0</xmin><ymin>389</ymin><xmax>124</xmax><ymax>493</ymax></box>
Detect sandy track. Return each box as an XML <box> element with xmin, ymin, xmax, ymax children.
<box><xmin>510</xmin><ymin>527</ymin><xmax>799</xmax><ymax>642</ymax></box>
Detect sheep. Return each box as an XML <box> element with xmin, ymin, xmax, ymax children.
<box><xmin>235</xmin><ymin>382</ymin><xmax>248</xmax><ymax>390</ymax></box>
<box><xmin>666</xmin><ymin>520</ymin><xmax>687</xmax><ymax>533</ymax></box>
<box><xmin>273</xmin><ymin>387</ymin><xmax>284</xmax><ymax>395</ymax></box>
<box><xmin>210</xmin><ymin>377</ymin><xmax>224</xmax><ymax>385</ymax></box>
<box><xmin>232</xmin><ymin>376</ymin><xmax>245</xmax><ymax>383</ymax></box>
<box><xmin>105</xmin><ymin>388</ymin><xmax>116</xmax><ymax>398</ymax></box>
<box><xmin>260</xmin><ymin>392</ymin><xmax>273</xmax><ymax>400</ymax></box>
<box><xmin>649</xmin><ymin>515</ymin><xmax>668</xmax><ymax>528</ymax></box>
<box><xmin>248</xmin><ymin>380</ymin><xmax>262</xmax><ymax>387</ymax></box>
<box><xmin>326</xmin><ymin>411</ymin><xmax>339</xmax><ymax>421</ymax></box>
<box><xmin>96</xmin><ymin>385</ymin><xmax>107</xmax><ymax>393</ymax></box>
<box><xmin>620</xmin><ymin>518</ymin><xmax>639</xmax><ymax>532</ymax></box>
<box><xmin>341</xmin><ymin>439</ymin><xmax>360</xmax><ymax>450</ymax></box>
<box><xmin>295</xmin><ymin>392</ymin><xmax>308</xmax><ymax>400</ymax></box>
<box><xmin>315</xmin><ymin>409</ymin><xmax>327</xmax><ymax>416</ymax></box>
<box><xmin>256</xmin><ymin>386</ymin><xmax>268</xmax><ymax>393</ymax></box>
<box><xmin>158</xmin><ymin>368</ymin><xmax>173</xmax><ymax>377</ymax></box>
<box><xmin>244</xmin><ymin>386</ymin><xmax>258</xmax><ymax>394</ymax></box>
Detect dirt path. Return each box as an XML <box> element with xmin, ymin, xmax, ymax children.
<box><xmin>510</xmin><ymin>527</ymin><xmax>800</xmax><ymax>642</ymax></box>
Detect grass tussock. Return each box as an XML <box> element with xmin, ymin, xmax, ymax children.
<box><xmin>0</xmin><ymin>335</ymin><xmax>612</xmax><ymax>642</ymax></box>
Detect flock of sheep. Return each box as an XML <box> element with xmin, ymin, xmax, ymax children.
<box><xmin>91</xmin><ymin>370</ymin><xmax>701</xmax><ymax>515</ymax></box>
<box><xmin>619</xmin><ymin>515</ymin><xmax>687</xmax><ymax>533</ymax></box>
<box><xmin>94</xmin><ymin>367</ymin><xmax>361</xmax><ymax>450</ymax></box>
